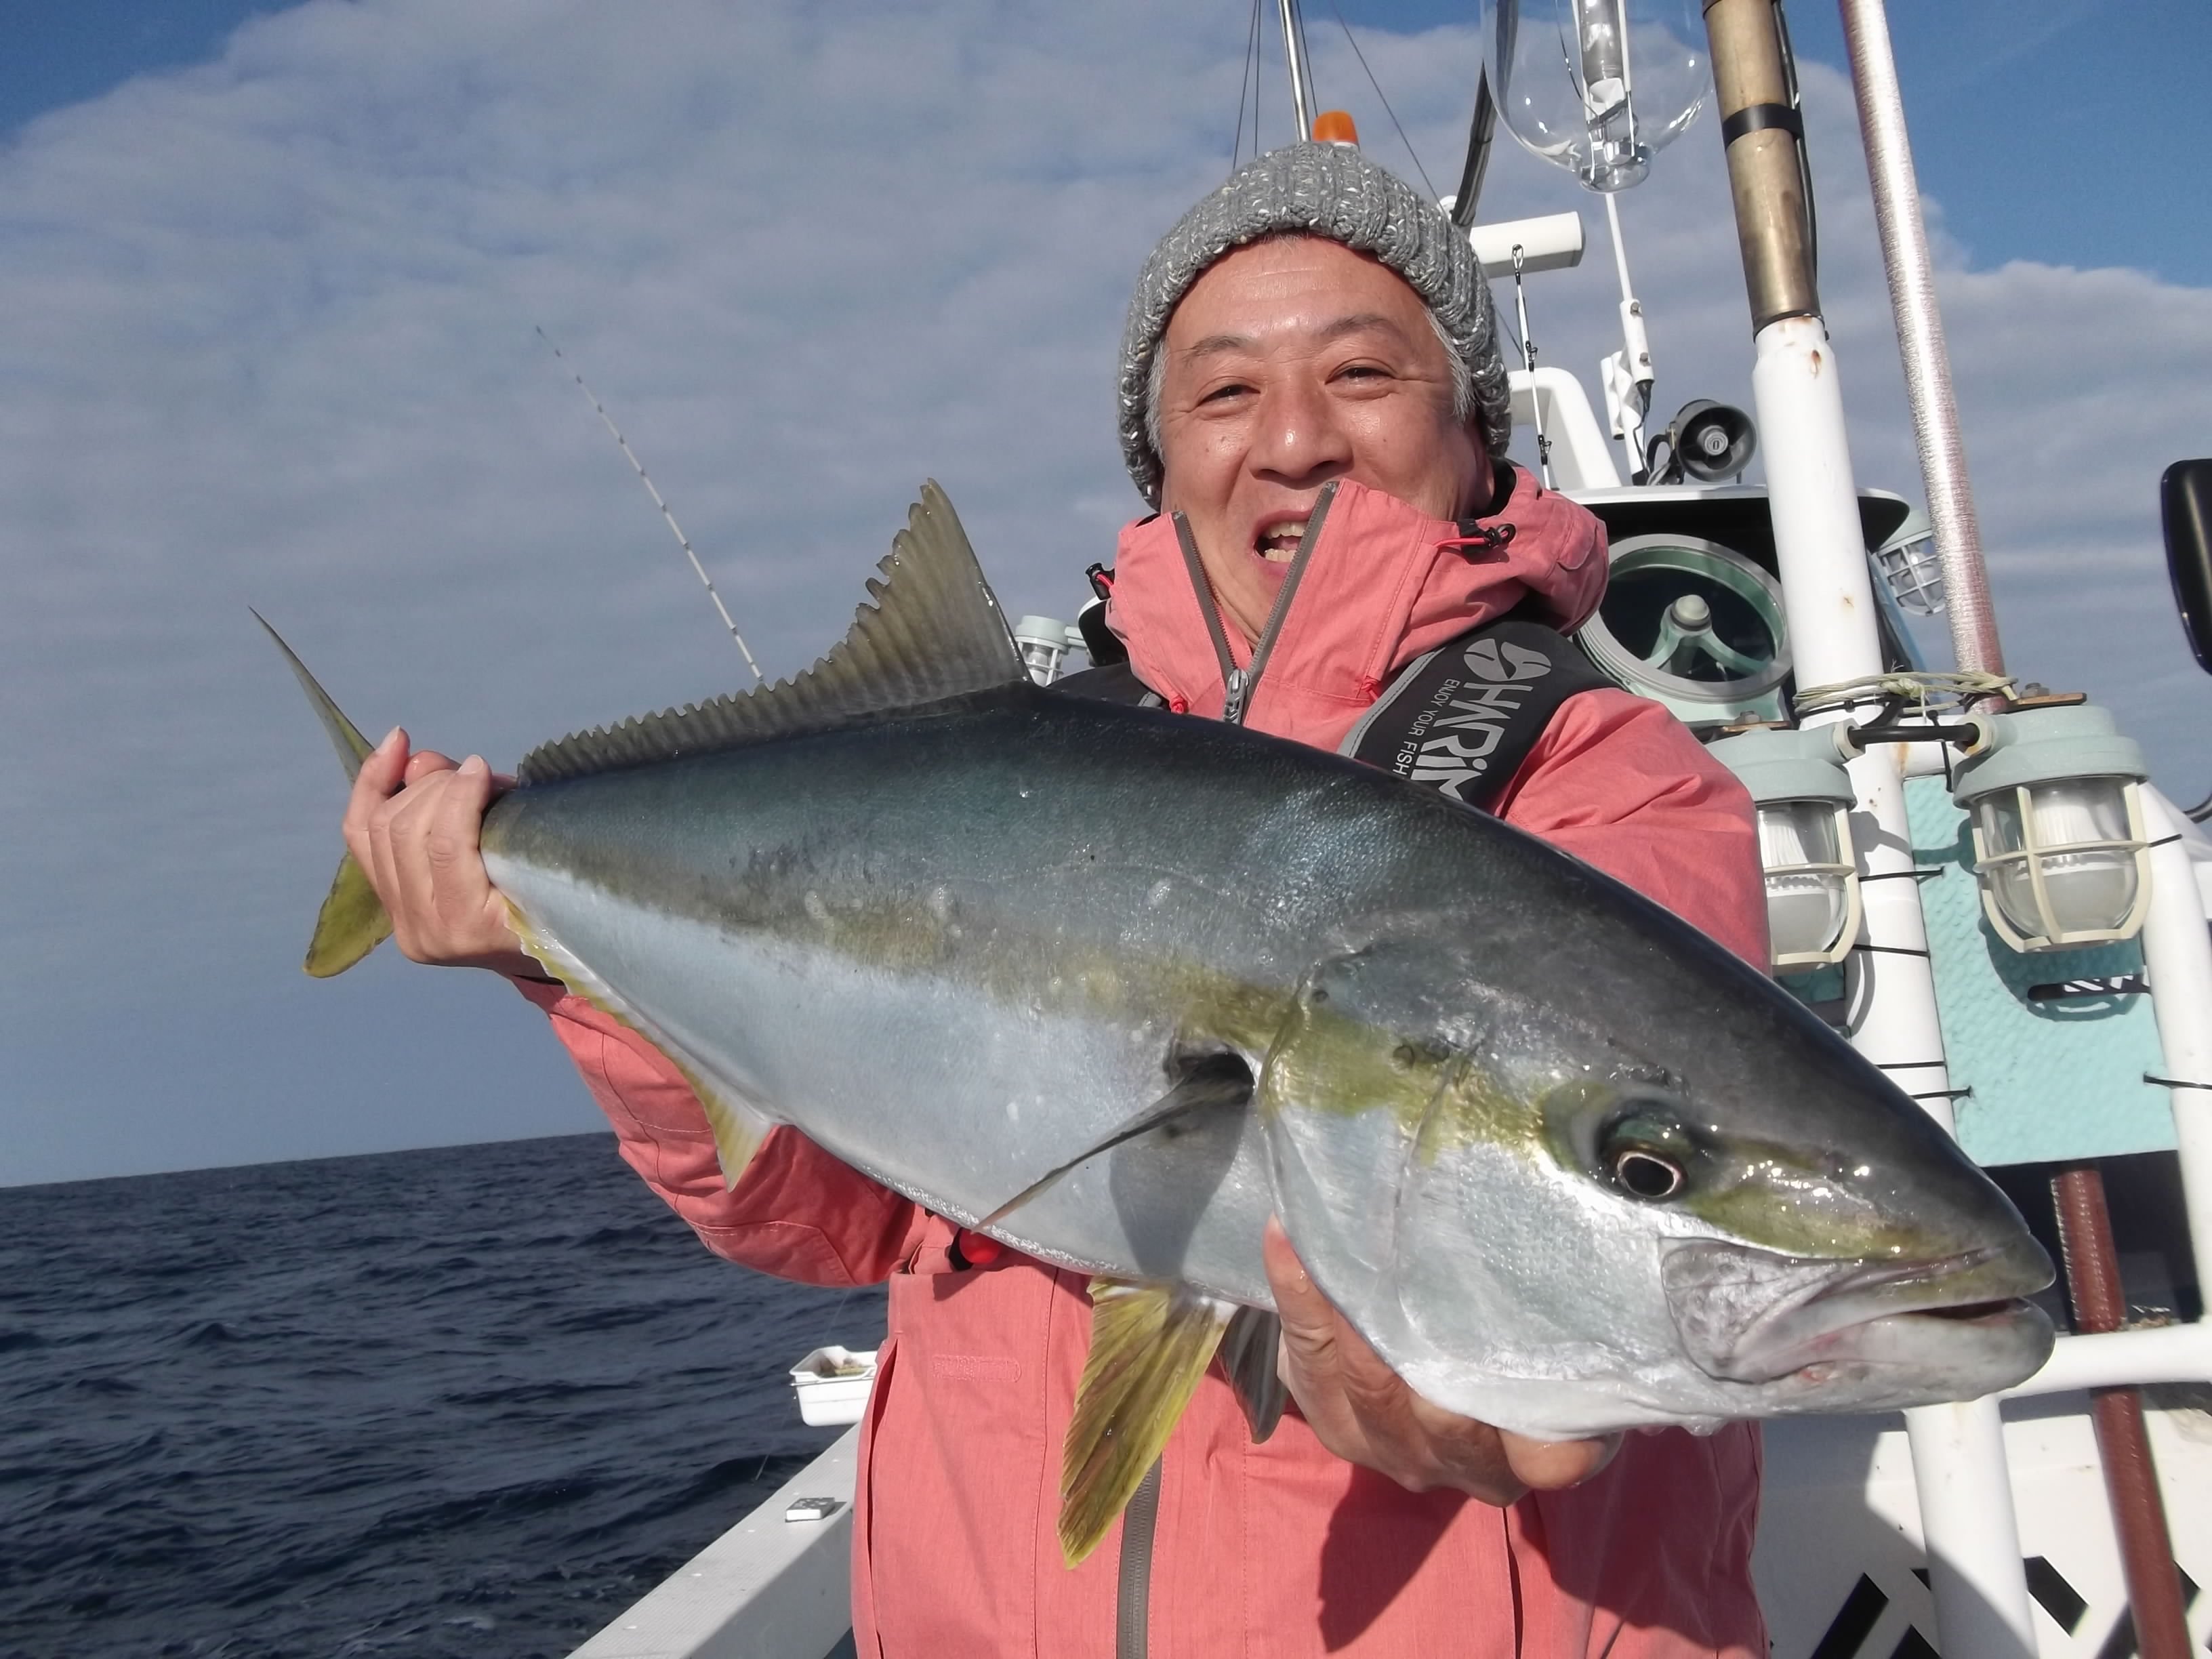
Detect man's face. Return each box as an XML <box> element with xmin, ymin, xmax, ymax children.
<box><xmin>1153</xmin><ymin>235</ymin><xmax>1494</xmax><ymax>644</ymax></box>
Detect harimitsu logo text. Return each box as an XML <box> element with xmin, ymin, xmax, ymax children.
<box><xmin>1393</xmin><ymin>640</ymin><xmax>1556</xmax><ymax>802</ymax></box>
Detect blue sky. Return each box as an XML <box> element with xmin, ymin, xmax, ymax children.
<box><xmin>3</xmin><ymin>1</ymin><xmax>2207</xmax><ymax>1185</ymax></box>
<box><xmin>10</xmin><ymin>3</ymin><xmax>2209</xmax><ymax>282</ymax></box>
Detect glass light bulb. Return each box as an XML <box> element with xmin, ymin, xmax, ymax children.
<box><xmin>1974</xmin><ymin>778</ymin><xmax>2142</xmax><ymax>943</ymax></box>
<box><xmin>1757</xmin><ymin>800</ymin><xmax>1851</xmax><ymax>961</ymax></box>
<box><xmin>1483</xmin><ymin>0</ymin><xmax>1710</xmax><ymax>192</ymax></box>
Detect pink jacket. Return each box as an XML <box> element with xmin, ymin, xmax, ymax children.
<box><xmin>523</xmin><ymin>468</ymin><xmax>1772</xmax><ymax>1657</ymax></box>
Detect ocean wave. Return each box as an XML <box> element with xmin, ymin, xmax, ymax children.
<box><xmin>0</xmin><ymin>1132</ymin><xmax>883</xmax><ymax>1658</ymax></box>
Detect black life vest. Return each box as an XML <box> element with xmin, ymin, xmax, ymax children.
<box><xmin>1050</xmin><ymin>611</ymin><xmax>1611</xmax><ymax>815</ymax></box>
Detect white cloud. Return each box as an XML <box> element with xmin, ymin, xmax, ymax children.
<box><xmin>1</xmin><ymin>1</ymin><xmax>2205</xmax><ymax>1182</ymax></box>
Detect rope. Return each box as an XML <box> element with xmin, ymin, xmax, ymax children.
<box><xmin>1790</xmin><ymin>669</ymin><xmax>2015</xmax><ymax>720</ymax></box>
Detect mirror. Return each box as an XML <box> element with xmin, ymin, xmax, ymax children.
<box><xmin>2161</xmin><ymin>458</ymin><xmax>2212</xmax><ymax>673</ymax></box>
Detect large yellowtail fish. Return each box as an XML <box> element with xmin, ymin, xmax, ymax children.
<box><xmin>265</xmin><ymin>485</ymin><xmax>2053</xmax><ymax>1564</ymax></box>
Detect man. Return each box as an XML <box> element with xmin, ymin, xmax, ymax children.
<box><xmin>347</xmin><ymin>143</ymin><xmax>1769</xmax><ymax>1655</ymax></box>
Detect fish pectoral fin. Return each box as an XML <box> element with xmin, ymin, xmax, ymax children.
<box><xmin>1059</xmin><ymin>1279</ymin><xmax>1235</xmax><ymax>1568</ymax></box>
<box><xmin>979</xmin><ymin>1056</ymin><xmax>1253</xmax><ymax>1229</ymax></box>
<box><xmin>304</xmin><ymin>853</ymin><xmax>394</xmax><ymax>977</ymax></box>
<box><xmin>1218</xmin><ymin>1306</ymin><xmax>1287</xmax><ymax>1443</ymax></box>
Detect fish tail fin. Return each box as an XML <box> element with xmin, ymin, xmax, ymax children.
<box><xmin>305</xmin><ymin>853</ymin><xmax>395</xmax><ymax>978</ymax></box>
<box><xmin>252</xmin><ymin>609</ymin><xmax>394</xmax><ymax>977</ymax></box>
<box><xmin>1058</xmin><ymin>1280</ymin><xmax>1235</xmax><ymax>1568</ymax></box>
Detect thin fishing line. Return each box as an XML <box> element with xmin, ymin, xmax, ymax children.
<box><xmin>1328</xmin><ymin>0</ymin><xmax>1440</xmax><ymax>202</ymax></box>
<box><xmin>535</xmin><ymin>327</ymin><xmax>764</xmax><ymax>682</ymax></box>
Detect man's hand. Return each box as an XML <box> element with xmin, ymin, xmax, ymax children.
<box><xmin>342</xmin><ymin>727</ymin><xmax>541</xmax><ymax>978</ymax></box>
<box><xmin>1262</xmin><ymin>1218</ymin><xmax>1618</xmax><ymax>1504</ymax></box>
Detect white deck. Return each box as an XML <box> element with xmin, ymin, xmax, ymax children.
<box><xmin>568</xmin><ymin>1427</ymin><xmax>860</xmax><ymax>1659</ymax></box>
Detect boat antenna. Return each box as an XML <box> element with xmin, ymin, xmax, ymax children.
<box><xmin>535</xmin><ymin>327</ymin><xmax>764</xmax><ymax>682</ymax></box>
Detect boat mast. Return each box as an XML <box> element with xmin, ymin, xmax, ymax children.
<box><xmin>1277</xmin><ymin>0</ymin><xmax>1315</xmax><ymax>138</ymax></box>
<box><xmin>1698</xmin><ymin>4</ymin><xmax>2036</xmax><ymax>1654</ymax></box>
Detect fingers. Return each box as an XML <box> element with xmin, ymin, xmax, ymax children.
<box><xmin>1502</xmin><ymin>1430</ymin><xmax>1621</xmax><ymax>1492</ymax></box>
<box><xmin>337</xmin><ymin>731</ymin><xmax>527</xmax><ymax>972</ymax></box>
<box><xmin>342</xmin><ymin>727</ymin><xmax>409</xmax><ymax>869</ymax></box>
<box><xmin>1263</xmin><ymin>1218</ymin><xmax>1345</xmax><ymax>1393</ymax></box>
<box><xmin>403</xmin><ymin>747</ymin><xmax>459</xmax><ymax>785</ymax></box>
<box><xmin>1262</xmin><ymin>1216</ymin><xmax>1615</xmax><ymax>1507</ymax></box>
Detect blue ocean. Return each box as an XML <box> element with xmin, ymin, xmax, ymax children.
<box><xmin>0</xmin><ymin>1134</ymin><xmax>885</xmax><ymax>1658</ymax></box>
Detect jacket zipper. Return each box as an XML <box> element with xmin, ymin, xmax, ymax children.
<box><xmin>1168</xmin><ymin>479</ymin><xmax>1339</xmax><ymax>727</ymax></box>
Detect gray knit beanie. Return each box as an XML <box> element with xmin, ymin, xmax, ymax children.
<box><xmin>1118</xmin><ymin>141</ymin><xmax>1513</xmax><ymax>507</ymax></box>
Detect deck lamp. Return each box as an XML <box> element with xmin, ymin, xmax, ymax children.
<box><xmin>1950</xmin><ymin>705</ymin><xmax>2152</xmax><ymax>952</ymax></box>
<box><xmin>1012</xmin><ymin>615</ymin><xmax>1082</xmax><ymax>686</ymax></box>
<box><xmin>1707</xmin><ymin>724</ymin><xmax>1862</xmax><ymax>971</ymax></box>
<box><xmin>1872</xmin><ymin>508</ymin><xmax>1945</xmax><ymax>617</ymax></box>
<box><xmin>1485</xmin><ymin>0</ymin><xmax>1710</xmax><ymax>192</ymax></box>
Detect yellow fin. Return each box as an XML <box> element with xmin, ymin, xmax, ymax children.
<box><xmin>693</xmin><ymin>1085</ymin><xmax>773</xmax><ymax>1190</ymax></box>
<box><xmin>304</xmin><ymin>852</ymin><xmax>393</xmax><ymax>977</ymax></box>
<box><xmin>252</xmin><ymin>609</ymin><xmax>375</xmax><ymax>781</ymax></box>
<box><xmin>1059</xmin><ymin>1279</ymin><xmax>1234</xmax><ymax>1568</ymax></box>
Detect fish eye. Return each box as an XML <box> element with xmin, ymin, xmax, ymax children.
<box><xmin>1610</xmin><ymin>1148</ymin><xmax>1685</xmax><ymax>1201</ymax></box>
<box><xmin>1595</xmin><ymin>1101</ymin><xmax>1694</xmax><ymax>1202</ymax></box>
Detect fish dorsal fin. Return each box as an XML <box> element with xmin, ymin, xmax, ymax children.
<box><xmin>518</xmin><ymin>481</ymin><xmax>1023</xmax><ymax>785</ymax></box>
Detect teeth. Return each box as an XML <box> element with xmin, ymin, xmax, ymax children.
<box><xmin>1255</xmin><ymin>520</ymin><xmax>1309</xmax><ymax>561</ymax></box>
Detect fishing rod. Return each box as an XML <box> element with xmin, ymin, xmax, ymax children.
<box><xmin>535</xmin><ymin>327</ymin><xmax>764</xmax><ymax>683</ymax></box>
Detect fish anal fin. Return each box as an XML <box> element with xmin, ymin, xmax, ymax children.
<box><xmin>518</xmin><ymin>482</ymin><xmax>1027</xmax><ymax>786</ymax></box>
<box><xmin>981</xmin><ymin>1054</ymin><xmax>1254</xmax><ymax>1229</ymax></box>
<box><xmin>1059</xmin><ymin>1279</ymin><xmax>1233</xmax><ymax>1568</ymax></box>
<box><xmin>1218</xmin><ymin>1306</ymin><xmax>1287</xmax><ymax>1443</ymax></box>
<box><xmin>508</xmin><ymin>905</ymin><xmax>776</xmax><ymax>1187</ymax></box>
<box><xmin>691</xmin><ymin>1084</ymin><xmax>774</xmax><ymax>1190</ymax></box>
<box><xmin>304</xmin><ymin>853</ymin><xmax>394</xmax><ymax>977</ymax></box>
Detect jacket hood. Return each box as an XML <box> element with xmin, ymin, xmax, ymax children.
<box><xmin>1105</xmin><ymin>467</ymin><xmax>1608</xmax><ymax>750</ymax></box>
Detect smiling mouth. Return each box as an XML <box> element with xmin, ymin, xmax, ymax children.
<box><xmin>1255</xmin><ymin>519</ymin><xmax>1310</xmax><ymax>563</ymax></box>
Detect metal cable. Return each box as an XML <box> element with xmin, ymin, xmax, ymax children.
<box><xmin>1326</xmin><ymin>0</ymin><xmax>1440</xmax><ymax>201</ymax></box>
<box><xmin>1232</xmin><ymin>0</ymin><xmax>1262</xmax><ymax>169</ymax></box>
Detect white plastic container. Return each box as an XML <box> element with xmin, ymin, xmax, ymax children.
<box><xmin>789</xmin><ymin>1345</ymin><xmax>879</xmax><ymax>1428</ymax></box>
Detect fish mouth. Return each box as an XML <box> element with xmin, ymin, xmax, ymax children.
<box><xmin>1661</xmin><ymin>1237</ymin><xmax>2055</xmax><ymax>1394</ymax></box>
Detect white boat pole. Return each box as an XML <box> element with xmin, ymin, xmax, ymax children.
<box><xmin>1599</xmin><ymin>192</ymin><xmax>1655</xmax><ymax>481</ymax></box>
<box><xmin>2003</xmin><ymin>1319</ymin><xmax>2212</xmax><ymax>1397</ymax></box>
<box><xmin>2140</xmin><ymin>788</ymin><xmax>2212</xmax><ymax>1298</ymax></box>
<box><xmin>1698</xmin><ymin>3</ymin><xmax>2036</xmax><ymax>1653</ymax></box>
<box><xmin>1835</xmin><ymin>0</ymin><xmax>2000</xmax><ymax>674</ymax></box>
